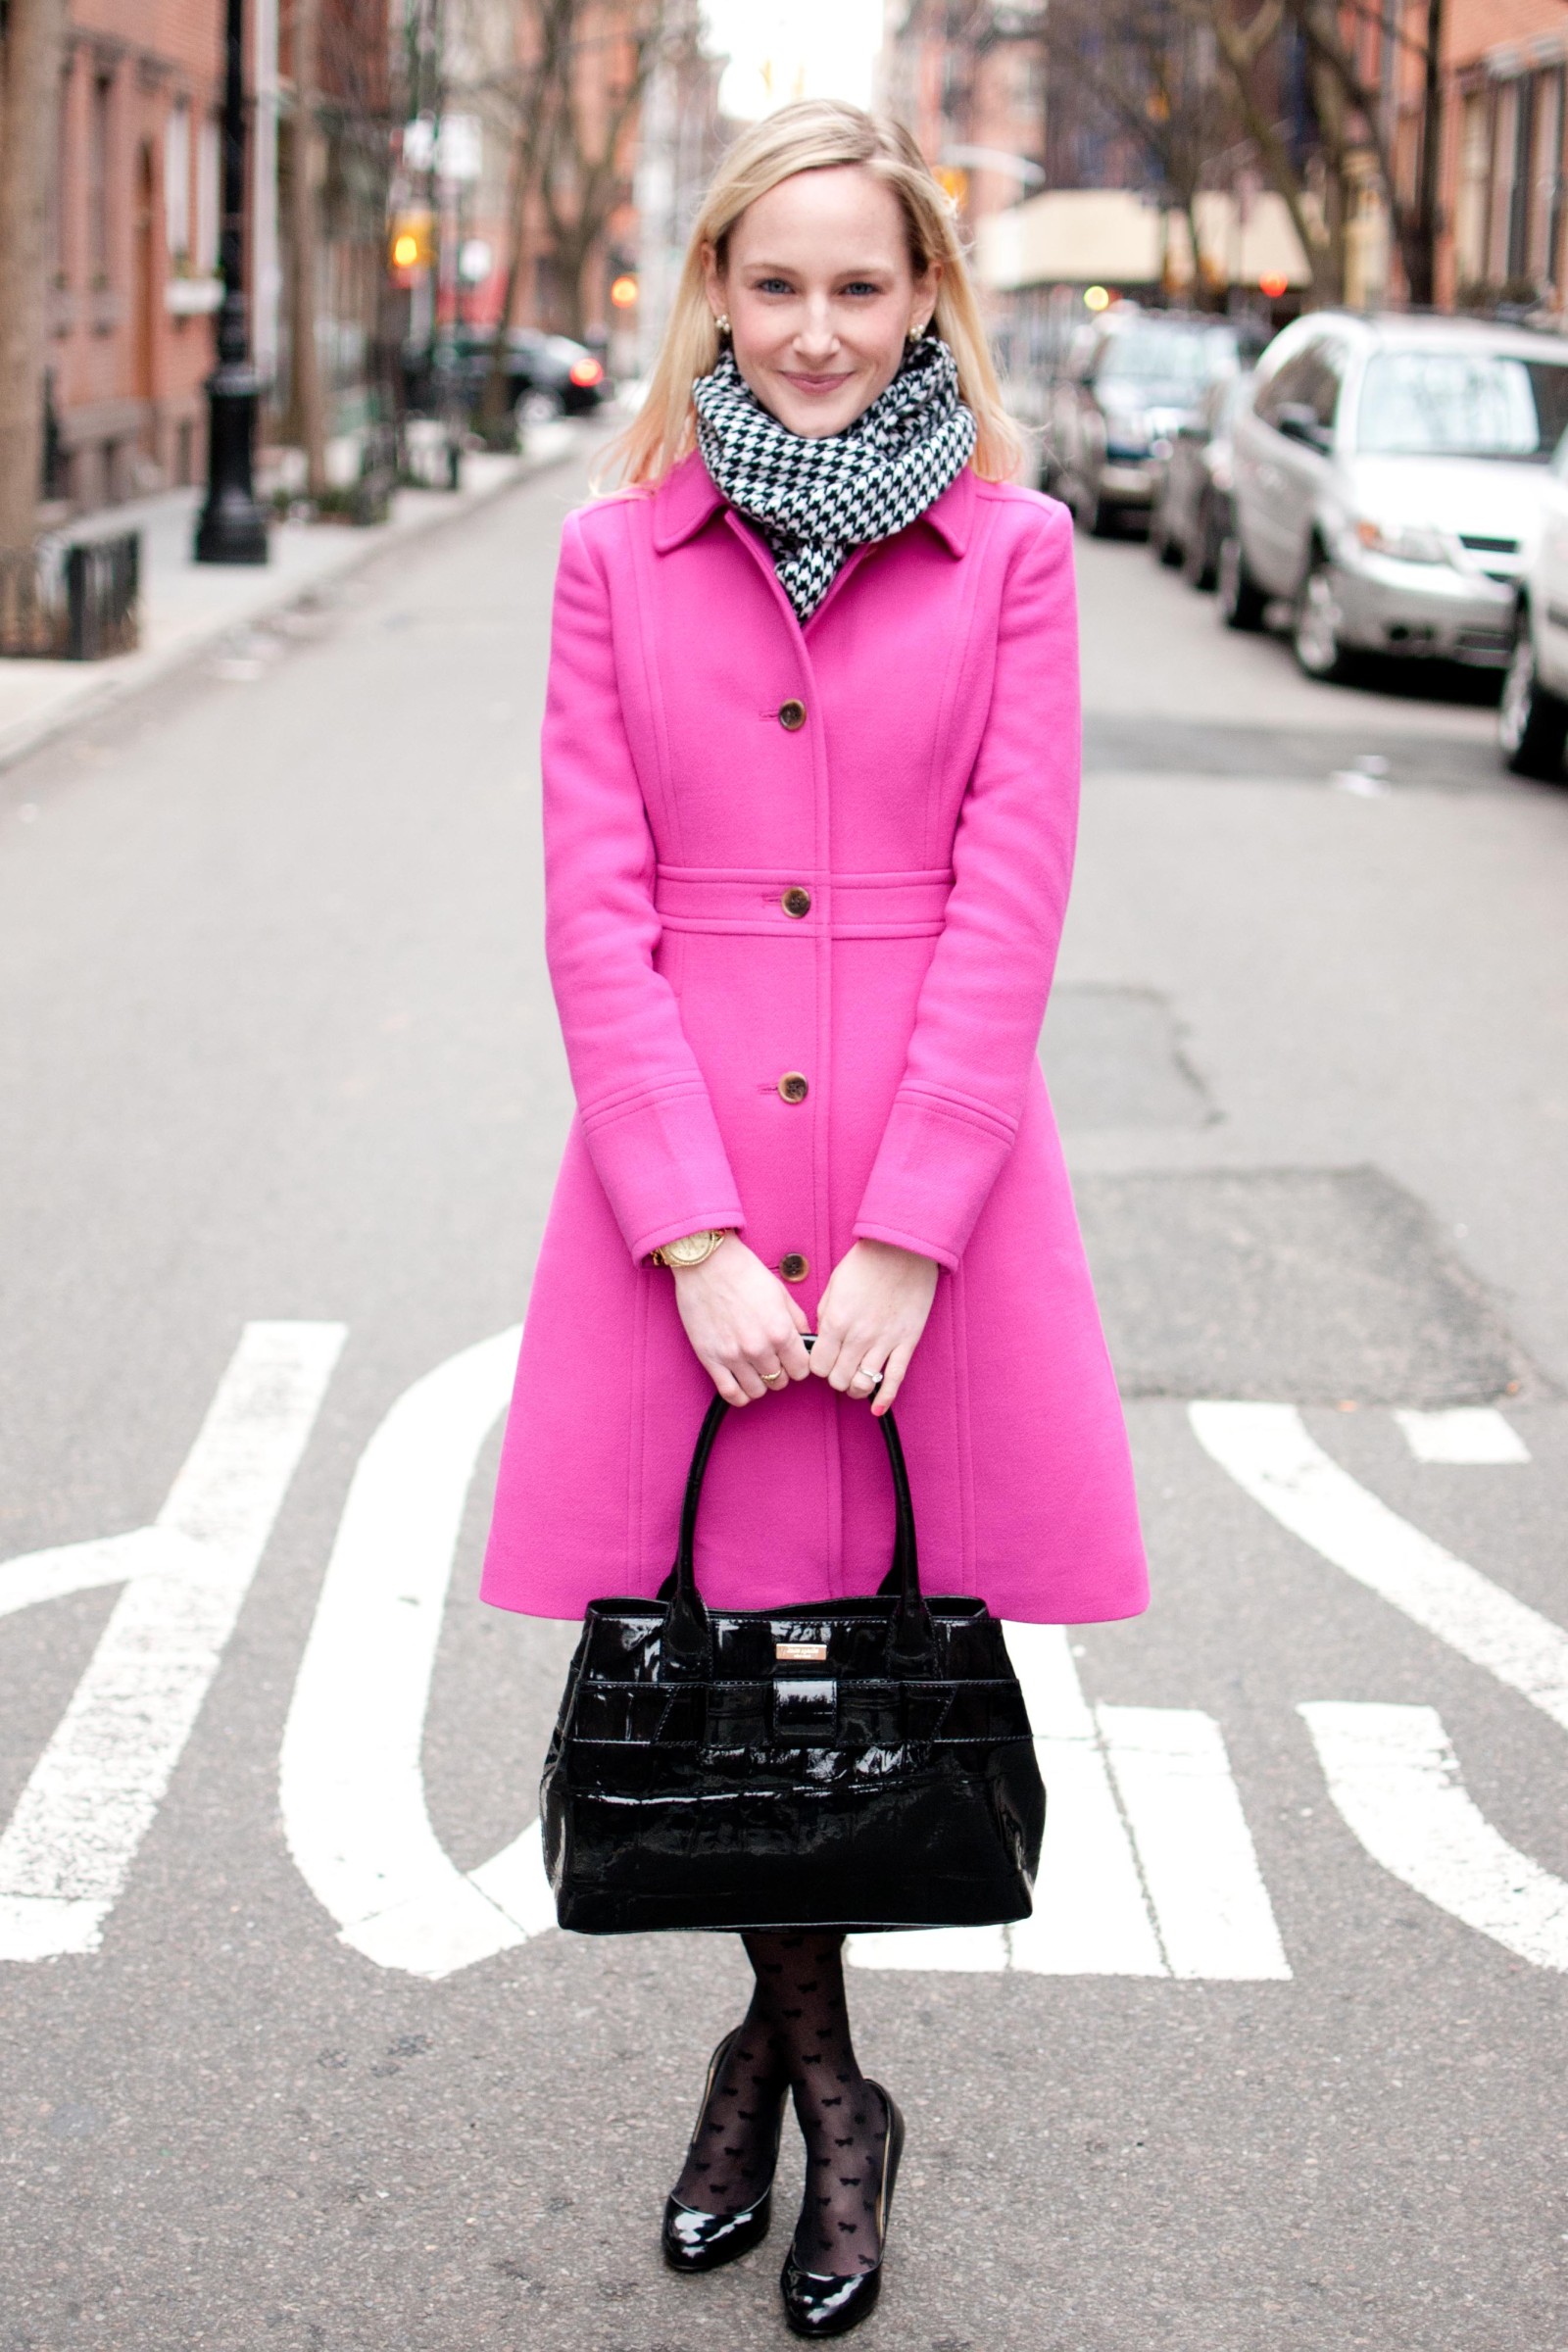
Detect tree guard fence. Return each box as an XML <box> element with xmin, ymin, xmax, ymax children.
<box><xmin>0</xmin><ymin>531</ymin><xmax>141</xmax><ymax>661</ymax></box>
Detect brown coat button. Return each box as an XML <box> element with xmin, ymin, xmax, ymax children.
<box><xmin>779</xmin><ymin>1251</ymin><xmax>809</xmax><ymax>1282</ymax></box>
<box><xmin>778</xmin><ymin>1071</ymin><xmax>808</xmax><ymax>1103</ymax></box>
<box><xmin>778</xmin><ymin>698</ymin><xmax>807</xmax><ymax>731</ymax></box>
<box><xmin>781</xmin><ymin>886</ymin><xmax>811</xmax><ymax>918</ymax></box>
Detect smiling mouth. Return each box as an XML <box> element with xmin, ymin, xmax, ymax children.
<box><xmin>779</xmin><ymin>370</ymin><xmax>857</xmax><ymax>395</ymax></box>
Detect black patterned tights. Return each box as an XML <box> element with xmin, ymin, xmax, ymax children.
<box><xmin>671</xmin><ymin>1931</ymin><xmax>889</xmax><ymax>2275</ymax></box>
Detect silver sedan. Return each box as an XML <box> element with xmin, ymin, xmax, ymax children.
<box><xmin>1220</xmin><ymin>313</ymin><xmax>1568</xmax><ymax>682</ymax></box>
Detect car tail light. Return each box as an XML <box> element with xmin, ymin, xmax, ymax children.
<box><xmin>568</xmin><ymin>357</ymin><xmax>604</xmax><ymax>387</ymax></box>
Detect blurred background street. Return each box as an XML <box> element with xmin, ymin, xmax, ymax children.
<box><xmin>4</xmin><ymin>2</ymin><xmax>1568</xmax><ymax>2349</ymax></box>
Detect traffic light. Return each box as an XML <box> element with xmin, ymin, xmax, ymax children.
<box><xmin>389</xmin><ymin>211</ymin><xmax>434</xmax><ymax>280</ymax></box>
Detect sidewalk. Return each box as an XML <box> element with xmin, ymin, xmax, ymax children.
<box><xmin>0</xmin><ymin>422</ymin><xmax>584</xmax><ymax>773</ymax></box>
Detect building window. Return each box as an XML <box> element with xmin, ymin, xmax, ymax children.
<box><xmin>90</xmin><ymin>72</ymin><xmax>113</xmax><ymax>282</ymax></box>
<box><xmin>1529</xmin><ymin>71</ymin><xmax>1564</xmax><ymax>294</ymax></box>
<box><xmin>1454</xmin><ymin>90</ymin><xmax>1489</xmax><ymax>293</ymax></box>
<box><xmin>51</xmin><ymin>73</ymin><xmax>71</xmax><ymax>281</ymax></box>
<box><xmin>166</xmin><ymin>98</ymin><xmax>191</xmax><ymax>262</ymax></box>
<box><xmin>197</xmin><ymin>117</ymin><xmax>220</xmax><ymax>272</ymax></box>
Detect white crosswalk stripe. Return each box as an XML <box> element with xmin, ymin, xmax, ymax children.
<box><xmin>1300</xmin><ymin>1702</ymin><xmax>1568</xmax><ymax>1970</ymax></box>
<box><xmin>1195</xmin><ymin>1401</ymin><xmax>1568</xmax><ymax>1973</ymax></box>
<box><xmin>1394</xmin><ymin>1407</ymin><xmax>1531</xmax><ymax>1465</ymax></box>
<box><xmin>0</xmin><ymin>1324</ymin><xmax>345</xmax><ymax>1963</ymax></box>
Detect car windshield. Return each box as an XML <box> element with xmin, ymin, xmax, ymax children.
<box><xmin>1356</xmin><ymin>350</ymin><xmax>1568</xmax><ymax>460</ymax></box>
<box><xmin>1096</xmin><ymin>328</ymin><xmax>1228</xmax><ymax>395</ymax></box>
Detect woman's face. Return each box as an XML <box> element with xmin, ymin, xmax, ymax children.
<box><xmin>705</xmin><ymin>166</ymin><xmax>941</xmax><ymax>439</ymax></box>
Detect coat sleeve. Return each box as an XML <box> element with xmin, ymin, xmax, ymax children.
<box><xmin>853</xmin><ymin>500</ymin><xmax>1079</xmax><ymax>1272</ymax></box>
<box><xmin>542</xmin><ymin>508</ymin><xmax>747</xmax><ymax>1263</ymax></box>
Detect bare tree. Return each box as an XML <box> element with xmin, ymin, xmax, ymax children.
<box><xmin>456</xmin><ymin>0</ymin><xmax>664</xmax><ymax>431</ymax></box>
<box><xmin>1042</xmin><ymin>0</ymin><xmax>1237</xmax><ymax>307</ymax></box>
<box><xmin>468</xmin><ymin>0</ymin><xmax>577</xmax><ymax>434</ymax></box>
<box><xmin>1189</xmin><ymin>0</ymin><xmax>1446</xmax><ymax>308</ymax></box>
<box><xmin>286</xmin><ymin>0</ymin><xmax>330</xmax><ymax>494</ymax></box>
<box><xmin>0</xmin><ymin>0</ymin><xmax>69</xmax><ymax>571</ymax></box>
<box><xmin>537</xmin><ymin>0</ymin><xmax>666</xmax><ymax>341</ymax></box>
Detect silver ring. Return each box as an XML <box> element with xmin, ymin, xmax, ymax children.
<box><xmin>852</xmin><ymin>1363</ymin><xmax>880</xmax><ymax>1390</ymax></box>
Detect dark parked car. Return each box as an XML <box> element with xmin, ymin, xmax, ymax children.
<box><xmin>1045</xmin><ymin>308</ymin><xmax>1256</xmax><ymax>536</ymax></box>
<box><xmin>1149</xmin><ymin>370</ymin><xmax>1254</xmax><ymax>588</ymax></box>
<box><xmin>402</xmin><ymin>324</ymin><xmax>609</xmax><ymax>422</ymax></box>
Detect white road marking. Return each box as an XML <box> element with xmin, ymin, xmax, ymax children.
<box><xmin>1100</xmin><ymin>1707</ymin><xmax>1292</xmax><ymax>1981</ymax></box>
<box><xmin>278</xmin><ymin>1326</ymin><xmax>559</xmax><ymax>1980</ymax></box>
<box><xmin>1300</xmin><ymin>1703</ymin><xmax>1568</xmax><ymax>1971</ymax></box>
<box><xmin>852</xmin><ymin>1626</ymin><xmax>1289</xmax><ymax>1981</ymax></box>
<box><xmin>1008</xmin><ymin>1621</ymin><xmax>1166</xmax><ymax>1976</ymax></box>
<box><xmin>0</xmin><ymin>1527</ymin><xmax>171</xmax><ymax>1621</ymax></box>
<box><xmin>0</xmin><ymin>1324</ymin><xmax>345</xmax><ymax>1963</ymax></box>
<box><xmin>1189</xmin><ymin>1403</ymin><xmax>1568</xmax><ymax>1734</ymax></box>
<box><xmin>1394</xmin><ymin>1407</ymin><xmax>1531</xmax><ymax>1465</ymax></box>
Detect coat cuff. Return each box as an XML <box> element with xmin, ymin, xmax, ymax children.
<box><xmin>579</xmin><ymin>1082</ymin><xmax>746</xmax><ymax>1265</ymax></box>
<box><xmin>853</xmin><ymin>1091</ymin><xmax>1016</xmax><ymax>1272</ymax></box>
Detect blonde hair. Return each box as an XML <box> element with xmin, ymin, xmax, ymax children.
<box><xmin>606</xmin><ymin>99</ymin><xmax>1022</xmax><ymax>488</ymax></box>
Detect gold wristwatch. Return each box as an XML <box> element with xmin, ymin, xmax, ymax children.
<box><xmin>650</xmin><ymin>1228</ymin><xmax>732</xmax><ymax>1269</ymax></box>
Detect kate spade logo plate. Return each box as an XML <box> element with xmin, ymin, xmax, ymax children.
<box><xmin>775</xmin><ymin>1641</ymin><xmax>828</xmax><ymax>1663</ymax></box>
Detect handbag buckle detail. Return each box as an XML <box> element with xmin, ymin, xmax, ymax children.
<box><xmin>770</xmin><ymin>1676</ymin><xmax>838</xmax><ymax>1742</ymax></box>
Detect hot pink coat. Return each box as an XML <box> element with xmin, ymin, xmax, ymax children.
<box><xmin>480</xmin><ymin>452</ymin><xmax>1148</xmax><ymax>1625</ymax></box>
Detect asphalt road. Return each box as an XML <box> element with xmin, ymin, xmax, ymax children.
<box><xmin>3</xmin><ymin>452</ymin><xmax>1566</xmax><ymax>2352</ymax></box>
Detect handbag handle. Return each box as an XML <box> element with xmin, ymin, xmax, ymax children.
<box><xmin>659</xmin><ymin>1338</ymin><xmax>935</xmax><ymax>1678</ymax></box>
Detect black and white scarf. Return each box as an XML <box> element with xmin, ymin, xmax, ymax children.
<box><xmin>692</xmin><ymin>335</ymin><xmax>977</xmax><ymax>622</ymax></box>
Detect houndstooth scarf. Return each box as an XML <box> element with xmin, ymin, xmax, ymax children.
<box><xmin>692</xmin><ymin>335</ymin><xmax>977</xmax><ymax>622</ymax></box>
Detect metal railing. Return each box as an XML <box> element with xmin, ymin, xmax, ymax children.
<box><xmin>0</xmin><ymin>530</ymin><xmax>141</xmax><ymax>661</ymax></box>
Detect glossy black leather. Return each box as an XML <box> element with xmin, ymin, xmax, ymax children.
<box><xmin>541</xmin><ymin>1362</ymin><xmax>1046</xmax><ymax>1935</ymax></box>
<box><xmin>779</xmin><ymin>2084</ymin><xmax>905</xmax><ymax>2338</ymax></box>
<box><xmin>662</xmin><ymin>2029</ymin><xmax>787</xmax><ymax>2275</ymax></box>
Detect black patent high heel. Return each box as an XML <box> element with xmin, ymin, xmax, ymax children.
<box><xmin>662</xmin><ymin>2029</ymin><xmax>789</xmax><ymax>2275</ymax></box>
<box><xmin>780</xmin><ymin>2083</ymin><xmax>905</xmax><ymax>2338</ymax></box>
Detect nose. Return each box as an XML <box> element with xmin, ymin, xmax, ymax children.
<box><xmin>792</xmin><ymin>295</ymin><xmax>839</xmax><ymax>363</ymax></box>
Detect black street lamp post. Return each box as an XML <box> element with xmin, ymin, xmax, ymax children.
<box><xmin>196</xmin><ymin>0</ymin><xmax>270</xmax><ymax>564</ymax></box>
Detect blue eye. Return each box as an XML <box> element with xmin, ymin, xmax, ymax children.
<box><xmin>842</xmin><ymin>282</ymin><xmax>881</xmax><ymax>298</ymax></box>
<box><xmin>756</xmin><ymin>277</ymin><xmax>795</xmax><ymax>295</ymax></box>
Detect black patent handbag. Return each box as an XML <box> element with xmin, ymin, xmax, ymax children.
<box><xmin>540</xmin><ymin>1365</ymin><xmax>1046</xmax><ymax>1935</ymax></box>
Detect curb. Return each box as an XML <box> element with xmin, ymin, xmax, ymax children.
<box><xmin>0</xmin><ymin>425</ymin><xmax>588</xmax><ymax>779</ymax></box>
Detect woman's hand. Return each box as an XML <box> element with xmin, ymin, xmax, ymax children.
<box><xmin>809</xmin><ymin>1240</ymin><xmax>939</xmax><ymax>1415</ymax></box>
<box><xmin>670</xmin><ymin>1238</ymin><xmax>812</xmax><ymax>1405</ymax></box>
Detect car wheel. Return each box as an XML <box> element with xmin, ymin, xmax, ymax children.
<box><xmin>1183</xmin><ymin>495</ymin><xmax>1219</xmax><ymax>591</ymax></box>
<box><xmin>1151</xmin><ymin>501</ymin><xmax>1183</xmax><ymax>567</ymax></box>
<box><xmin>1498</xmin><ymin>612</ymin><xmax>1568</xmax><ymax>779</ymax></box>
<box><xmin>1217</xmin><ymin>533</ymin><xmax>1266</xmax><ymax>631</ymax></box>
<box><xmin>1292</xmin><ymin>557</ymin><xmax>1357</xmax><ymax>683</ymax></box>
<box><xmin>517</xmin><ymin>386</ymin><xmax>565</xmax><ymax>425</ymax></box>
<box><xmin>1085</xmin><ymin>478</ymin><xmax>1118</xmax><ymax>538</ymax></box>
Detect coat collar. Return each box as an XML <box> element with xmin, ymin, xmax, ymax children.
<box><xmin>650</xmin><ymin>446</ymin><xmax>976</xmax><ymax>560</ymax></box>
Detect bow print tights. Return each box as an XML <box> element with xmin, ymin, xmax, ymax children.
<box><xmin>672</xmin><ymin>1931</ymin><xmax>888</xmax><ymax>2274</ymax></box>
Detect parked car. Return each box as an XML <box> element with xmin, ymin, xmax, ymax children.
<box><xmin>401</xmin><ymin>325</ymin><xmax>610</xmax><ymax>423</ymax></box>
<box><xmin>1045</xmin><ymin>308</ymin><xmax>1254</xmax><ymax>536</ymax></box>
<box><xmin>1498</xmin><ymin>426</ymin><xmax>1568</xmax><ymax>777</ymax></box>
<box><xmin>1220</xmin><ymin>311</ymin><xmax>1568</xmax><ymax>681</ymax></box>
<box><xmin>1149</xmin><ymin>369</ymin><xmax>1254</xmax><ymax>588</ymax></box>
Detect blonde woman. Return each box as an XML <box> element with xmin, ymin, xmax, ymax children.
<box><xmin>482</xmin><ymin>100</ymin><xmax>1147</xmax><ymax>2337</ymax></box>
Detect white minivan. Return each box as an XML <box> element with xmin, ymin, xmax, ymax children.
<box><xmin>1221</xmin><ymin>311</ymin><xmax>1568</xmax><ymax>683</ymax></box>
<box><xmin>1499</xmin><ymin>436</ymin><xmax>1568</xmax><ymax>776</ymax></box>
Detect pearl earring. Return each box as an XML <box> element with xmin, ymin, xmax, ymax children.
<box><xmin>714</xmin><ymin>312</ymin><xmax>731</xmax><ymax>338</ymax></box>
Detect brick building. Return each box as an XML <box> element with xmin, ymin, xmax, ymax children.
<box><xmin>47</xmin><ymin>0</ymin><xmax>224</xmax><ymax>514</ymax></box>
<box><xmin>1441</xmin><ymin>0</ymin><xmax>1568</xmax><ymax>312</ymax></box>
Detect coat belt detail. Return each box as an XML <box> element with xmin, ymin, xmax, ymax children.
<box><xmin>654</xmin><ymin>865</ymin><xmax>955</xmax><ymax>938</ymax></box>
